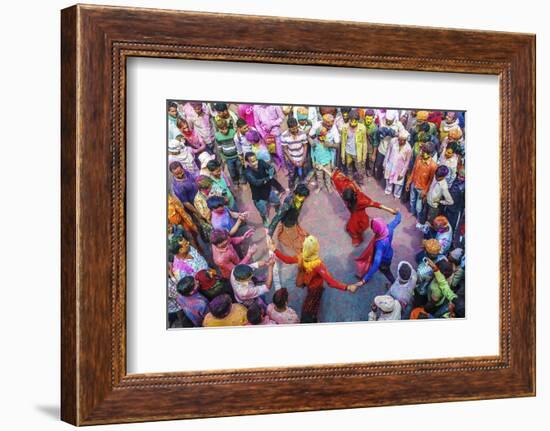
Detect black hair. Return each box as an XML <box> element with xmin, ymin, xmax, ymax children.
<box><xmin>206</xmin><ymin>195</ymin><xmax>226</xmax><ymax>210</ymax></box>
<box><xmin>233</xmin><ymin>264</ymin><xmax>254</xmax><ymax>281</ymax></box>
<box><xmin>436</xmin><ymin>260</ymin><xmax>454</xmax><ymax>279</ymax></box>
<box><xmin>246</xmin><ymin>303</ymin><xmax>263</xmax><ymax>325</ymax></box>
<box><xmin>287</xmin><ymin>117</ymin><xmax>298</xmax><ymax>128</ymax></box>
<box><xmin>213</xmin><ymin>102</ymin><xmax>228</xmax><ymax>112</ymax></box>
<box><xmin>447</xmin><ymin>141</ymin><xmax>459</xmax><ymax>154</ymax></box>
<box><xmin>341</xmin><ymin>187</ymin><xmax>357</xmax><ymax>211</ymax></box>
<box><xmin>272</xmin><ymin>288</ymin><xmax>289</xmax><ymax>309</ymax></box>
<box><xmin>168</xmin><ymin>101</ymin><xmax>178</xmax><ymax>110</ymax></box>
<box><xmin>206</xmin><ymin>159</ymin><xmax>221</xmax><ymax>172</ymax></box>
<box><xmin>169</xmin><ymin>161</ymin><xmax>183</xmax><ymax>173</ymax></box>
<box><xmin>398</xmin><ymin>264</ymin><xmax>412</xmax><ymax>281</ymax></box>
<box><xmin>236</xmin><ymin>118</ymin><xmax>247</xmax><ymax>128</ymax></box>
<box><xmin>244</xmin><ymin>152</ymin><xmax>256</xmax><ymax>162</ymax></box>
<box><xmin>340</xmin><ymin>107</ymin><xmax>352</xmax><ymax>114</ymax></box>
<box><xmin>294</xmin><ymin>184</ymin><xmax>310</xmax><ymax>197</ymax></box>
<box><xmin>176</xmin><ymin>276</ymin><xmax>196</xmax><ymax>297</ymax></box>
<box><xmin>454</xmin><ymin>295</ymin><xmax>465</xmax><ymax>318</ymax></box>
<box><xmin>349</xmin><ymin>110</ymin><xmax>360</xmax><ymax>121</ymax></box>
<box><xmin>208</xmin><ymin>294</ymin><xmax>233</xmax><ymax>319</ymax></box>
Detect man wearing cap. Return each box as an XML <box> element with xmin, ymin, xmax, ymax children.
<box><xmin>368</xmin><ymin>295</ymin><xmax>402</xmax><ymax>321</ymax></box>
<box><xmin>383</xmin><ymin>128</ymin><xmax>412</xmax><ymax>198</ymax></box>
<box><xmin>373</xmin><ymin>109</ymin><xmax>403</xmax><ymax>181</ymax></box>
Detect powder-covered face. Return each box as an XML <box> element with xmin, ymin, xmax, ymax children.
<box><xmin>365</xmin><ymin>116</ymin><xmax>374</xmax><ymax>126</ymax></box>
<box><xmin>168</xmin><ymin>106</ymin><xmax>177</xmax><ymax>118</ymax></box>
<box><xmin>238</xmin><ymin>124</ymin><xmax>249</xmax><ymax>135</ymax></box>
<box><xmin>193</xmin><ymin>105</ymin><xmax>202</xmax><ymax>114</ymax></box>
<box><xmin>172</xmin><ymin>165</ymin><xmax>185</xmax><ymax>179</ymax></box>
<box><xmin>323</xmin><ymin>119</ymin><xmax>334</xmax><ymax>129</ymax></box>
<box><xmin>350</xmin><ymin>119</ymin><xmax>358</xmax><ymax>128</ymax></box>
<box><xmin>213</xmin><ymin>206</ymin><xmax>225</xmax><ymax>214</ymax></box>
<box><xmin>342</xmin><ymin>112</ymin><xmax>349</xmax><ymax>121</ymax></box>
<box><xmin>289</xmin><ymin>125</ymin><xmax>299</xmax><ymax>135</ymax></box>
<box><xmin>247</xmin><ymin>155</ymin><xmax>259</xmax><ymax>170</ymax></box>
<box><xmin>178</xmin><ymin>239</ymin><xmax>190</xmax><ymax>255</ymax></box>
<box><xmin>421</xmin><ymin>151</ymin><xmax>431</xmax><ymax>160</ymax></box>
<box><xmin>294</xmin><ymin>195</ymin><xmax>306</xmax><ymax>206</ymax></box>
<box><xmin>211</xmin><ymin>167</ymin><xmax>222</xmax><ymax>179</ymax></box>
<box><xmin>179</xmin><ymin>121</ymin><xmax>190</xmax><ymax>132</ymax></box>
<box><xmin>298</xmin><ymin>119</ymin><xmax>307</xmax><ymax>126</ymax></box>
<box><xmin>445</xmin><ymin>148</ymin><xmax>455</xmax><ymax>159</ymax></box>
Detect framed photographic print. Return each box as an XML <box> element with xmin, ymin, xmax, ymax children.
<box><xmin>61</xmin><ymin>4</ymin><xmax>536</xmax><ymax>425</ymax></box>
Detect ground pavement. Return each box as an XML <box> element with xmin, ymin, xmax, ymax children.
<box><xmin>233</xmin><ymin>169</ymin><xmax>423</xmax><ymax>324</ymax></box>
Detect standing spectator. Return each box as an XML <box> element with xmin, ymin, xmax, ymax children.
<box><xmin>206</xmin><ymin>159</ymin><xmax>236</xmax><ymax>210</ymax></box>
<box><xmin>254</xmin><ymin>104</ymin><xmax>285</xmax><ymax>168</ymax></box>
<box><xmin>383</xmin><ymin>129</ymin><xmax>412</xmax><ymax>198</ymax></box>
<box><xmin>425</xmin><ymin>165</ymin><xmax>454</xmax><ymax>224</ymax></box>
<box><xmin>280</xmin><ymin>117</ymin><xmax>309</xmax><ymax>190</ymax></box>
<box><xmin>215</xmin><ymin>118</ymin><xmax>242</xmax><ymax>185</ymax></box>
<box><xmin>406</xmin><ymin>142</ymin><xmax>438</xmax><ymax>221</ymax></box>
<box><xmin>340</xmin><ymin>110</ymin><xmax>368</xmax><ymax>183</ymax></box>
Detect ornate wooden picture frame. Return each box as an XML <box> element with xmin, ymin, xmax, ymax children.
<box><xmin>61</xmin><ymin>4</ymin><xmax>535</xmax><ymax>425</ymax></box>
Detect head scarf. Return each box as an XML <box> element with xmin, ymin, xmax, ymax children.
<box><xmin>301</xmin><ymin>235</ymin><xmax>322</xmax><ymax>273</ymax></box>
<box><xmin>398</xmin><ymin>129</ymin><xmax>410</xmax><ymax>141</ymax></box>
<box><xmin>168</xmin><ymin>139</ymin><xmax>183</xmax><ymax>152</ymax></box>
<box><xmin>196</xmin><ymin>269</ymin><xmax>218</xmax><ymax>292</ymax></box>
<box><xmin>432</xmin><ymin>216</ymin><xmax>449</xmax><ymax>231</ymax></box>
<box><xmin>448</xmin><ymin>127</ymin><xmax>463</xmax><ymax>141</ymax></box>
<box><xmin>355</xmin><ymin>218</ymin><xmax>390</xmax><ymax>277</ymax></box>
<box><xmin>198</xmin><ymin>152</ymin><xmax>215</xmax><ymax>169</ymax></box>
<box><xmin>371</xmin><ymin>218</ymin><xmax>389</xmax><ymax>241</ymax></box>
<box><xmin>424</xmin><ymin>238</ymin><xmax>441</xmax><ymax>255</ymax></box>
<box><xmin>296</xmin><ymin>107</ymin><xmax>308</xmax><ymax>120</ymax></box>
<box><xmin>416</xmin><ymin>110</ymin><xmax>429</xmax><ymax>121</ymax></box>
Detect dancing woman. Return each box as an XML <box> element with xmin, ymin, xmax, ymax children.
<box><xmin>356</xmin><ymin>212</ymin><xmax>402</xmax><ymax>286</ymax></box>
<box><xmin>316</xmin><ymin>165</ymin><xmax>396</xmax><ymax>246</ymax></box>
<box><xmin>268</xmin><ymin>235</ymin><xmax>360</xmax><ymax>323</ymax></box>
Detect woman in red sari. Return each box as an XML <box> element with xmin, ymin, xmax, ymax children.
<box><xmin>268</xmin><ymin>235</ymin><xmax>360</xmax><ymax>323</ymax></box>
<box><xmin>317</xmin><ymin>165</ymin><xmax>396</xmax><ymax>246</ymax></box>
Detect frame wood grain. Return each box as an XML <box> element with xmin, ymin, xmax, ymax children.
<box><xmin>61</xmin><ymin>4</ymin><xmax>536</xmax><ymax>425</ymax></box>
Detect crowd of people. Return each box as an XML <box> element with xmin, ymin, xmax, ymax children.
<box><xmin>167</xmin><ymin>101</ymin><xmax>466</xmax><ymax>328</ymax></box>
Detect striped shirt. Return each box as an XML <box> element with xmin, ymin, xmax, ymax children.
<box><xmin>280</xmin><ymin>129</ymin><xmax>307</xmax><ymax>164</ymax></box>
